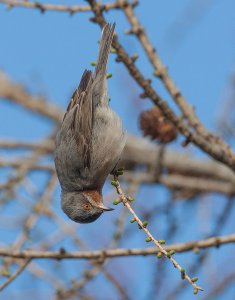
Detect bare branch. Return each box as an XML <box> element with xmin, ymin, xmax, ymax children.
<box><xmin>0</xmin><ymin>72</ymin><xmax>63</xmax><ymax>123</ymax></box>
<box><xmin>0</xmin><ymin>259</ymin><xmax>31</xmax><ymax>292</ymax></box>
<box><xmin>0</xmin><ymin>234</ymin><xmax>234</xmax><ymax>259</ymax></box>
<box><xmin>0</xmin><ymin>0</ymin><xmax>124</xmax><ymax>14</ymax></box>
<box><xmin>87</xmin><ymin>0</ymin><xmax>235</xmax><ymax>171</ymax></box>
<box><xmin>111</xmin><ymin>178</ymin><xmax>203</xmax><ymax>293</ymax></box>
<box><xmin>118</xmin><ymin>0</ymin><xmax>209</xmax><ymax>137</ymax></box>
<box><xmin>0</xmin><ymin>139</ymin><xmax>53</xmax><ymax>153</ymax></box>
<box><xmin>123</xmin><ymin>172</ymin><xmax>235</xmax><ymax>195</ymax></box>
<box><xmin>2</xmin><ymin>134</ymin><xmax>235</xmax><ymax>181</ymax></box>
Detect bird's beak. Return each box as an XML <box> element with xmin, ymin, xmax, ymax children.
<box><xmin>98</xmin><ymin>204</ymin><xmax>114</xmax><ymax>211</ymax></box>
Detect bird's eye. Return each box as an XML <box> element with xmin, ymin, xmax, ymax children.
<box><xmin>83</xmin><ymin>203</ymin><xmax>91</xmax><ymax>210</ymax></box>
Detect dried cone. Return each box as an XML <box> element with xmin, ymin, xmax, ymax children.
<box><xmin>139</xmin><ymin>107</ymin><xmax>177</xmax><ymax>143</ymax></box>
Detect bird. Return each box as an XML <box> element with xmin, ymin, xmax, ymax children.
<box><xmin>54</xmin><ymin>23</ymin><xmax>126</xmax><ymax>224</ymax></box>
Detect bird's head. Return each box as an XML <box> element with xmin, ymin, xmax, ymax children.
<box><xmin>61</xmin><ymin>190</ymin><xmax>113</xmax><ymax>224</ymax></box>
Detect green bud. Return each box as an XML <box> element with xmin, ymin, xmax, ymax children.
<box><xmin>110</xmin><ymin>48</ymin><xmax>117</xmax><ymax>54</ymax></box>
<box><xmin>169</xmin><ymin>250</ymin><xmax>176</xmax><ymax>256</ymax></box>
<box><xmin>130</xmin><ymin>218</ymin><xmax>136</xmax><ymax>223</ymax></box>
<box><xmin>181</xmin><ymin>268</ymin><xmax>185</xmax><ymax>280</ymax></box>
<box><xmin>128</xmin><ymin>197</ymin><xmax>135</xmax><ymax>202</ymax></box>
<box><xmin>157</xmin><ymin>252</ymin><xmax>162</xmax><ymax>258</ymax></box>
<box><xmin>145</xmin><ymin>237</ymin><xmax>152</xmax><ymax>242</ymax></box>
<box><xmin>111</xmin><ymin>180</ymin><xmax>118</xmax><ymax>187</ymax></box>
<box><xmin>142</xmin><ymin>221</ymin><xmax>148</xmax><ymax>228</ymax></box>
<box><xmin>90</xmin><ymin>61</ymin><xmax>97</xmax><ymax>66</ymax></box>
<box><xmin>159</xmin><ymin>240</ymin><xmax>165</xmax><ymax>245</ymax></box>
<box><xmin>113</xmin><ymin>199</ymin><xmax>120</xmax><ymax>205</ymax></box>
<box><xmin>106</xmin><ymin>73</ymin><xmax>112</xmax><ymax>79</ymax></box>
<box><xmin>1</xmin><ymin>269</ymin><xmax>9</xmax><ymax>277</ymax></box>
<box><xmin>116</xmin><ymin>170</ymin><xmax>124</xmax><ymax>176</ymax></box>
<box><xmin>192</xmin><ymin>277</ymin><xmax>198</xmax><ymax>283</ymax></box>
<box><xmin>193</xmin><ymin>288</ymin><xmax>198</xmax><ymax>295</ymax></box>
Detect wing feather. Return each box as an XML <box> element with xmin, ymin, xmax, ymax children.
<box><xmin>63</xmin><ymin>70</ymin><xmax>93</xmax><ymax>169</ymax></box>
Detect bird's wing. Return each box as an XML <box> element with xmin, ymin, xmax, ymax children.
<box><xmin>63</xmin><ymin>70</ymin><xmax>93</xmax><ymax>169</ymax></box>
<box><xmin>92</xmin><ymin>23</ymin><xmax>115</xmax><ymax>107</ymax></box>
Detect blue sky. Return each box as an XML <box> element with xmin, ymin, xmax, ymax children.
<box><xmin>1</xmin><ymin>0</ymin><xmax>235</xmax><ymax>138</ymax></box>
<box><xmin>1</xmin><ymin>0</ymin><xmax>235</xmax><ymax>299</ymax></box>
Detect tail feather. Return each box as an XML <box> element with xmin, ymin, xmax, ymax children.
<box><xmin>94</xmin><ymin>23</ymin><xmax>115</xmax><ymax>79</ymax></box>
<box><xmin>93</xmin><ymin>23</ymin><xmax>115</xmax><ymax>107</ymax></box>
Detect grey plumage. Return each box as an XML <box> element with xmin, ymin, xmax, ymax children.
<box><xmin>54</xmin><ymin>23</ymin><xmax>126</xmax><ymax>224</ymax></box>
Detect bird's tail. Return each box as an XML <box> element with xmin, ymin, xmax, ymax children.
<box><xmin>93</xmin><ymin>23</ymin><xmax>115</xmax><ymax>106</ymax></box>
<box><xmin>94</xmin><ymin>23</ymin><xmax>115</xmax><ymax>80</ymax></box>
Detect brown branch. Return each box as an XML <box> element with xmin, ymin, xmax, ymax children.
<box><xmin>123</xmin><ymin>171</ymin><xmax>235</xmax><ymax>196</ymax></box>
<box><xmin>0</xmin><ymin>72</ymin><xmax>63</xmax><ymax>123</ymax></box>
<box><xmin>57</xmin><ymin>183</ymin><xmax>139</xmax><ymax>299</ymax></box>
<box><xmin>103</xmin><ymin>269</ymin><xmax>129</xmax><ymax>300</ymax></box>
<box><xmin>112</xmin><ymin>178</ymin><xmax>203</xmax><ymax>293</ymax></box>
<box><xmin>1</xmin><ymin>159</ymin><xmax>235</xmax><ymax>195</ymax></box>
<box><xmin>1</xmin><ymin>134</ymin><xmax>235</xmax><ymax>183</ymax></box>
<box><xmin>13</xmin><ymin>173</ymin><xmax>58</xmax><ymax>250</ymax></box>
<box><xmin>0</xmin><ymin>259</ymin><xmax>31</xmax><ymax>292</ymax></box>
<box><xmin>203</xmin><ymin>272</ymin><xmax>235</xmax><ymax>300</ymax></box>
<box><xmin>1</xmin><ymin>135</ymin><xmax>235</xmax><ymax>195</ymax></box>
<box><xmin>0</xmin><ymin>0</ymin><xmax>125</xmax><ymax>14</ymax></box>
<box><xmin>118</xmin><ymin>0</ymin><xmax>208</xmax><ymax>136</ymax></box>
<box><xmin>86</xmin><ymin>0</ymin><xmax>235</xmax><ymax>171</ymax></box>
<box><xmin>0</xmin><ymin>139</ymin><xmax>53</xmax><ymax>153</ymax></box>
<box><xmin>0</xmin><ymin>234</ymin><xmax>234</xmax><ymax>259</ymax></box>
<box><xmin>119</xmin><ymin>0</ymin><xmax>234</xmax><ymax>160</ymax></box>
<box><xmin>0</xmin><ymin>158</ymin><xmax>54</xmax><ymax>172</ymax></box>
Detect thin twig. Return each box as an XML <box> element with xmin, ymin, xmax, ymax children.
<box><xmin>0</xmin><ymin>259</ymin><xmax>31</xmax><ymax>292</ymax></box>
<box><xmin>0</xmin><ymin>72</ymin><xmax>63</xmax><ymax>123</ymax></box>
<box><xmin>87</xmin><ymin>0</ymin><xmax>235</xmax><ymax>171</ymax></box>
<box><xmin>112</xmin><ymin>178</ymin><xmax>203</xmax><ymax>294</ymax></box>
<box><xmin>0</xmin><ymin>234</ymin><xmax>234</xmax><ymax>259</ymax></box>
<box><xmin>0</xmin><ymin>0</ymin><xmax>125</xmax><ymax>14</ymax></box>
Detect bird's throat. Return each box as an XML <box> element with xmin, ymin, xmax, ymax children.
<box><xmin>83</xmin><ymin>189</ymin><xmax>103</xmax><ymax>206</ymax></box>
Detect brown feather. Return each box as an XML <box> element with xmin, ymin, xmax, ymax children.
<box><xmin>63</xmin><ymin>70</ymin><xmax>93</xmax><ymax>168</ymax></box>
